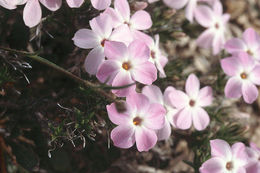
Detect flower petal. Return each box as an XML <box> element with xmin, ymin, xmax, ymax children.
<box><xmin>90</xmin><ymin>13</ymin><xmax>112</xmax><ymax>38</ymax></box>
<box><xmin>126</xmin><ymin>93</ymin><xmax>149</xmax><ymax>113</ymax></box>
<box><xmin>130</xmin><ymin>10</ymin><xmax>152</xmax><ymax>30</ymax></box>
<box><xmin>66</xmin><ymin>0</ymin><xmax>84</xmax><ymax>8</ymax></box>
<box><xmin>162</xmin><ymin>0</ymin><xmax>188</xmax><ymax>9</ymax></box>
<box><xmin>142</xmin><ymin>85</ymin><xmax>164</xmax><ymax>104</ymax></box>
<box><xmin>199</xmin><ymin>157</ymin><xmax>225</xmax><ymax>173</ymax></box>
<box><xmin>114</xmin><ymin>0</ymin><xmax>130</xmax><ymax>21</ymax></box>
<box><xmin>237</xmin><ymin>52</ymin><xmax>255</xmax><ymax>71</ymax></box>
<box><xmin>84</xmin><ymin>47</ymin><xmax>105</xmax><ymax>75</ymax></box>
<box><xmin>185</xmin><ymin>73</ymin><xmax>200</xmax><ymax>98</ymax></box>
<box><xmin>144</xmin><ymin>103</ymin><xmax>166</xmax><ymax>130</ymax></box>
<box><xmin>111</xmin><ymin>125</ymin><xmax>135</xmax><ymax>149</ymax></box>
<box><xmin>197</xmin><ymin>86</ymin><xmax>213</xmax><ymax>107</ymax></box>
<box><xmin>212</xmin><ymin>33</ymin><xmax>224</xmax><ymax>55</ymax></box>
<box><xmin>231</xmin><ymin>142</ymin><xmax>248</xmax><ymax>164</ymax></box>
<box><xmin>156</xmin><ymin>120</ymin><xmax>171</xmax><ymax>141</ymax></box>
<box><xmin>224</xmin><ymin>77</ymin><xmax>242</xmax><ymax>99</ymax></box>
<box><xmin>174</xmin><ymin>108</ymin><xmax>192</xmax><ymax>130</ymax></box>
<box><xmin>194</xmin><ymin>5</ymin><xmax>214</xmax><ymax>27</ymax></box>
<box><xmin>185</xmin><ymin>0</ymin><xmax>196</xmax><ymax>22</ymax></box>
<box><xmin>109</xmin><ymin>24</ymin><xmax>133</xmax><ymax>45</ymax></box>
<box><xmin>220</xmin><ymin>57</ymin><xmax>241</xmax><ymax>76</ymax></box>
<box><xmin>96</xmin><ymin>60</ymin><xmax>120</xmax><ymax>84</ymax></box>
<box><xmin>192</xmin><ymin>107</ymin><xmax>210</xmax><ymax>131</ymax></box>
<box><xmin>196</xmin><ymin>29</ymin><xmax>215</xmax><ymax>49</ymax></box>
<box><xmin>104</xmin><ymin>41</ymin><xmax>128</xmax><ymax>60</ymax></box>
<box><xmin>128</xmin><ymin>40</ymin><xmax>150</xmax><ymax>64</ymax></box>
<box><xmin>107</xmin><ymin>103</ymin><xmax>131</xmax><ymax>125</ymax></box>
<box><xmin>91</xmin><ymin>0</ymin><xmax>111</xmax><ymax>10</ymax></box>
<box><xmin>224</xmin><ymin>38</ymin><xmax>247</xmax><ymax>54</ymax></box>
<box><xmin>243</xmin><ymin>28</ymin><xmax>260</xmax><ymax>48</ymax></box>
<box><xmin>242</xmin><ymin>81</ymin><xmax>258</xmax><ymax>104</ymax></box>
<box><xmin>163</xmin><ymin>86</ymin><xmax>176</xmax><ymax>107</ymax></box>
<box><xmin>135</xmin><ymin>127</ymin><xmax>157</xmax><ymax>152</ymax></box>
<box><xmin>210</xmin><ymin>139</ymin><xmax>232</xmax><ymax>159</ymax></box>
<box><xmin>23</xmin><ymin>0</ymin><xmax>42</xmax><ymax>28</ymax></box>
<box><xmin>250</xmin><ymin>65</ymin><xmax>260</xmax><ymax>85</ymax></box>
<box><xmin>72</xmin><ymin>29</ymin><xmax>99</xmax><ymax>49</ymax></box>
<box><xmin>39</xmin><ymin>0</ymin><xmax>61</xmax><ymax>11</ymax></box>
<box><xmin>168</xmin><ymin>90</ymin><xmax>189</xmax><ymax>109</ymax></box>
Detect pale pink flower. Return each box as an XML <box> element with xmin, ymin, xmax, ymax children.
<box><xmin>104</xmin><ymin>0</ymin><xmax>152</xmax><ymax>30</ymax></box>
<box><xmin>107</xmin><ymin>93</ymin><xmax>166</xmax><ymax>151</ymax></box>
<box><xmin>0</xmin><ymin>0</ymin><xmax>23</xmax><ymax>9</ymax></box>
<box><xmin>163</xmin><ymin>0</ymin><xmax>214</xmax><ymax>22</ymax></box>
<box><xmin>72</xmin><ymin>13</ymin><xmax>133</xmax><ymax>75</ymax></box>
<box><xmin>225</xmin><ymin>28</ymin><xmax>260</xmax><ymax>62</ymax></box>
<box><xmin>66</xmin><ymin>0</ymin><xmax>84</xmax><ymax>8</ymax></box>
<box><xmin>195</xmin><ymin>0</ymin><xmax>230</xmax><ymax>55</ymax></box>
<box><xmin>96</xmin><ymin>40</ymin><xmax>157</xmax><ymax>97</ymax></box>
<box><xmin>142</xmin><ymin>85</ymin><xmax>177</xmax><ymax>140</ymax></box>
<box><xmin>134</xmin><ymin>32</ymin><xmax>168</xmax><ymax>78</ymax></box>
<box><xmin>200</xmin><ymin>139</ymin><xmax>249</xmax><ymax>173</ymax></box>
<box><xmin>90</xmin><ymin>0</ymin><xmax>111</xmax><ymax>10</ymax></box>
<box><xmin>221</xmin><ymin>52</ymin><xmax>260</xmax><ymax>104</ymax></box>
<box><xmin>169</xmin><ymin>74</ymin><xmax>213</xmax><ymax>131</ymax></box>
<box><xmin>245</xmin><ymin>143</ymin><xmax>260</xmax><ymax>173</ymax></box>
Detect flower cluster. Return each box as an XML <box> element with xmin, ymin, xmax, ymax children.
<box><xmin>221</xmin><ymin>28</ymin><xmax>260</xmax><ymax>104</ymax></box>
<box><xmin>200</xmin><ymin>139</ymin><xmax>260</xmax><ymax>173</ymax></box>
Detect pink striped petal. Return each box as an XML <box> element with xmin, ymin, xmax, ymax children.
<box><xmin>185</xmin><ymin>73</ymin><xmax>200</xmax><ymax>98</ymax></box>
<box><xmin>111</xmin><ymin>125</ymin><xmax>135</xmax><ymax>149</ymax></box>
<box><xmin>39</xmin><ymin>0</ymin><xmax>61</xmax><ymax>11</ymax></box>
<box><xmin>72</xmin><ymin>29</ymin><xmax>99</xmax><ymax>49</ymax></box>
<box><xmin>104</xmin><ymin>41</ymin><xmax>127</xmax><ymax>60</ymax></box>
<box><xmin>135</xmin><ymin>127</ymin><xmax>157</xmax><ymax>152</ymax></box>
<box><xmin>192</xmin><ymin>107</ymin><xmax>210</xmax><ymax>131</ymax></box>
<box><xmin>199</xmin><ymin>157</ymin><xmax>225</xmax><ymax>173</ymax></box>
<box><xmin>210</xmin><ymin>139</ymin><xmax>232</xmax><ymax>159</ymax></box>
<box><xmin>66</xmin><ymin>0</ymin><xmax>84</xmax><ymax>8</ymax></box>
<box><xmin>96</xmin><ymin>60</ymin><xmax>120</xmax><ymax>84</ymax></box>
<box><xmin>130</xmin><ymin>10</ymin><xmax>152</xmax><ymax>30</ymax></box>
<box><xmin>84</xmin><ymin>47</ymin><xmax>105</xmax><ymax>75</ymax></box>
<box><xmin>129</xmin><ymin>40</ymin><xmax>150</xmax><ymax>64</ymax></box>
<box><xmin>197</xmin><ymin>86</ymin><xmax>213</xmax><ymax>107</ymax></box>
<box><xmin>220</xmin><ymin>57</ymin><xmax>240</xmax><ymax>76</ymax></box>
<box><xmin>131</xmin><ymin>61</ymin><xmax>157</xmax><ymax>85</ymax></box>
<box><xmin>231</xmin><ymin>142</ymin><xmax>248</xmax><ymax>163</ymax></box>
<box><xmin>91</xmin><ymin>0</ymin><xmax>111</xmax><ymax>10</ymax></box>
<box><xmin>23</xmin><ymin>0</ymin><xmax>42</xmax><ymax>28</ymax></box>
<box><xmin>224</xmin><ymin>77</ymin><xmax>242</xmax><ymax>98</ymax></box>
<box><xmin>174</xmin><ymin>108</ymin><xmax>192</xmax><ymax>130</ymax></box>
<box><xmin>107</xmin><ymin>103</ymin><xmax>131</xmax><ymax>125</ymax></box>
<box><xmin>163</xmin><ymin>0</ymin><xmax>188</xmax><ymax>9</ymax></box>
<box><xmin>242</xmin><ymin>82</ymin><xmax>258</xmax><ymax>104</ymax></box>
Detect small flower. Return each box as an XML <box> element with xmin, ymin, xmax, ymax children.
<box><xmin>169</xmin><ymin>74</ymin><xmax>213</xmax><ymax>130</ymax></box>
<box><xmin>72</xmin><ymin>13</ymin><xmax>133</xmax><ymax>75</ymax></box>
<box><xmin>90</xmin><ymin>0</ymin><xmax>111</xmax><ymax>10</ymax></box>
<box><xmin>221</xmin><ymin>52</ymin><xmax>260</xmax><ymax>104</ymax></box>
<box><xmin>96</xmin><ymin>40</ymin><xmax>157</xmax><ymax>97</ymax></box>
<box><xmin>225</xmin><ymin>28</ymin><xmax>260</xmax><ymax>62</ymax></box>
<box><xmin>163</xmin><ymin>0</ymin><xmax>214</xmax><ymax>22</ymax></box>
<box><xmin>245</xmin><ymin>143</ymin><xmax>260</xmax><ymax>173</ymax></box>
<box><xmin>200</xmin><ymin>139</ymin><xmax>249</xmax><ymax>173</ymax></box>
<box><xmin>107</xmin><ymin>93</ymin><xmax>166</xmax><ymax>151</ymax></box>
<box><xmin>195</xmin><ymin>0</ymin><xmax>230</xmax><ymax>55</ymax></box>
<box><xmin>104</xmin><ymin>0</ymin><xmax>152</xmax><ymax>30</ymax></box>
<box><xmin>66</xmin><ymin>0</ymin><xmax>84</xmax><ymax>8</ymax></box>
<box><xmin>142</xmin><ymin>85</ymin><xmax>177</xmax><ymax>140</ymax></box>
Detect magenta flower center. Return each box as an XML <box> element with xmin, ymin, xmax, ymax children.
<box><xmin>101</xmin><ymin>39</ymin><xmax>107</xmax><ymax>47</ymax></box>
<box><xmin>226</xmin><ymin>161</ymin><xmax>233</xmax><ymax>171</ymax></box>
<box><xmin>151</xmin><ymin>50</ymin><xmax>156</xmax><ymax>59</ymax></box>
<box><xmin>133</xmin><ymin>117</ymin><xmax>142</xmax><ymax>126</ymax></box>
<box><xmin>240</xmin><ymin>72</ymin><xmax>247</xmax><ymax>79</ymax></box>
<box><xmin>122</xmin><ymin>62</ymin><xmax>131</xmax><ymax>71</ymax></box>
<box><xmin>189</xmin><ymin>99</ymin><xmax>196</xmax><ymax>107</ymax></box>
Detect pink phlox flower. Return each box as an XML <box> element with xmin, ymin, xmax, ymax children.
<box><xmin>163</xmin><ymin>0</ymin><xmax>214</xmax><ymax>22</ymax></box>
<box><xmin>245</xmin><ymin>143</ymin><xmax>260</xmax><ymax>173</ymax></box>
<box><xmin>225</xmin><ymin>28</ymin><xmax>260</xmax><ymax>62</ymax></box>
<box><xmin>200</xmin><ymin>139</ymin><xmax>249</xmax><ymax>173</ymax></box>
<box><xmin>195</xmin><ymin>0</ymin><xmax>230</xmax><ymax>55</ymax></box>
<box><xmin>90</xmin><ymin>0</ymin><xmax>111</xmax><ymax>10</ymax></box>
<box><xmin>106</xmin><ymin>93</ymin><xmax>166</xmax><ymax>151</ymax></box>
<box><xmin>142</xmin><ymin>85</ymin><xmax>177</xmax><ymax>140</ymax></box>
<box><xmin>72</xmin><ymin>13</ymin><xmax>133</xmax><ymax>75</ymax></box>
<box><xmin>96</xmin><ymin>40</ymin><xmax>157</xmax><ymax>97</ymax></box>
<box><xmin>134</xmin><ymin>31</ymin><xmax>168</xmax><ymax>78</ymax></box>
<box><xmin>169</xmin><ymin>73</ymin><xmax>213</xmax><ymax>131</ymax></box>
<box><xmin>221</xmin><ymin>52</ymin><xmax>260</xmax><ymax>104</ymax></box>
<box><xmin>104</xmin><ymin>0</ymin><xmax>152</xmax><ymax>31</ymax></box>
<box><xmin>66</xmin><ymin>0</ymin><xmax>84</xmax><ymax>8</ymax></box>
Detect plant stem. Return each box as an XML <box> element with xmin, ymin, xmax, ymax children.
<box><xmin>0</xmin><ymin>47</ymin><xmax>118</xmax><ymax>102</ymax></box>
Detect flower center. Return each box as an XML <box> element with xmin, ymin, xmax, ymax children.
<box><xmin>133</xmin><ymin>117</ymin><xmax>142</xmax><ymax>126</ymax></box>
<box><xmin>215</xmin><ymin>23</ymin><xmax>219</xmax><ymax>29</ymax></box>
<box><xmin>151</xmin><ymin>50</ymin><xmax>156</xmax><ymax>59</ymax></box>
<box><xmin>122</xmin><ymin>62</ymin><xmax>131</xmax><ymax>71</ymax></box>
<box><xmin>240</xmin><ymin>72</ymin><xmax>247</xmax><ymax>79</ymax></box>
<box><xmin>101</xmin><ymin>39</ymin><xmax>107</xmax><ymax>47</ymax></box>
<box><xmin>189</xmin><ymin>99</ymin><xmax>195</xmax><ymax>107</ymax></box>
<box><xmin>247</xmin><ymin>49</ymin><xmax>254</xmax><ymax>56</ymax></box>
<box><xmin>226</xmin><ymin>161</ymin><xmax>233</xmax><ymax>171</ymax></box>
